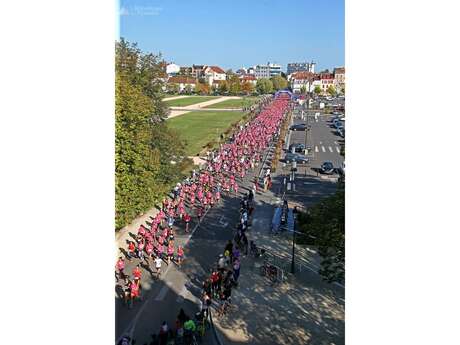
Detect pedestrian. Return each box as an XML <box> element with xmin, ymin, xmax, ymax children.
<box><xmin>115</xmin><ymin>257</ymin><xmax>125</xmax><ymax>281</ymax></box>
<box><xmin>158</xmin><ymin>321</ymin><xmax>168</xmax><ymax>345</ymax></box>
<box><xmin>233</xmin><ymin>258</ymin><xmax>241</xmax><ymax>284</ymax></box>
<box><xmin>167</xmin><ymin>243</ymin><xmax>174</xmax><ymax>265</ymax></box>
<box><xmin>177</xmin><ymin>245</ymin><xmax>184</xmax><ymax>267</ymax></box>
<box><xmin>155</xmin><ymin>255</ymin><xmax>162</xmax><ymax>279</ymax></box>
<box><xmin>184</xmin><ymin>213</ymin><xmax>191</xmax><ymax>233</ymax></box>
<box><xmin>127</xmin><ymin>241</ymin><xmax>135</xmax><ymax>261</ymax></box>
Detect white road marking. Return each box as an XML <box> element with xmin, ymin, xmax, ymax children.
<box><xmin>336</xmin><ymin>147</ymin><xmax>341</xmax><ymax>153</ymax></box>
<box><xmin>328</xmin><ymin>146</ymin><xmax>333</xmax><ymax>152</ymax></box>
<box><xmin>315</xmin><ymin>146</ymin><xmax>319</xmax><ymax>152</ymax></box>
<box><xmin>319</xmin><ymin>141</ymin><xmax>322</xmax><ymax>144</ymax></box>
<box><xmin>334</xmin><ymin>141</ymin><xmax>338</xmax><ymax>145</ymax></box>
<box><xmin>321</xmin><ymin>146</ymin><xmax>326</xmax><ymax>153</ymax></box>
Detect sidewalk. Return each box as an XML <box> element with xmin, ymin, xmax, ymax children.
<box><xmin>211</xmin><ymin>152</ymin><xmax>345</xmax><ymax>345</ymax></box>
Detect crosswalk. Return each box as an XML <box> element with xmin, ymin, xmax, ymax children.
<box><xmin>314</xmin><ymin>145</ymin><xmax>343</xmax><ymax>154</ymax></box>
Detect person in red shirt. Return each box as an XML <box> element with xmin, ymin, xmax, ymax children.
<box><xmin>177</xmin><ymin>245</ymin><xmax>184</xmax><ymax>267</ymax></box>
<box><xmin>133</xmin><ymin>264</ymin><xmax>142</xmax><ymax>282</ymax></box>
<box><xmin>184</xmin><ymin>213</ymin><xmax>191</xmax><ymax>233</ymax></box>
<box><xmin>115</xmin><ymin>257</ymin><xmax>125</xmax><ymax>281</ymax></box>
<box><xmin>210</xmin><ymin>269</ymin><xmax>219</xmax><ymax>298</ymax></box>
<box><xmin>167</xmin><ymin>243</ymin><xmax>174</xmax><ymax>265</ymax></box>
<box><xmin>129</xmin><ymin>280</ymin><xmax>139</xmax><ymax>309</ymax></box>
<box><xmin>127</xmin><ymin>241</ymin><xmax>135</xmax><ymax>261</ymax></box>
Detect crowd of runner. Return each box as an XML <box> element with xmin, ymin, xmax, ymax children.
<box><xmin>116</xmin><ymin>94</ymin><xmax>291</xmax><ymax>344</ymax></box>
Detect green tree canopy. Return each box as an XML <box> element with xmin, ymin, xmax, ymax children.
<box><xmin>270</xmin><ymin>75</ymin><xmax>288</xmax><ymax>91</ymax></box>
<box><xmin>296</xmin><ymin>188</ymin><xmax>345</xmax><ymax>283</ymax></box>
<box><xmin>115</xmin><ymin>38</ymin><xmax>186</xmax><ymax>229</ymax></box>
<box><xmin>256</xmin><ymin>78</ymin><xmax>274</xmax><ymax>94</ymax></box>
<box><xmin>314</xmin><ymin>85</ymin><xmax>322</xmax><ymax>95</ymax></box>
<box><xmin>327</xmin><ymin>85</ymin><xmax>337</xmax><ymax>96</ymax></box>
<box><xmin>228</xmin><ymin>75</ymin><xmax>241</xmax><ymax>95</ymax></box>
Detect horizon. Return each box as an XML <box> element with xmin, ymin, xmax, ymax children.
<box><xmin>118</xmin><ymin>0</ymin><xmax>344</xmax><ymax>73</ymax></box>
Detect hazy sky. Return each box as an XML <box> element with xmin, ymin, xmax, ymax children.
<box><xmin>118</xmin><ymin>0</ymin><xmax>344</xmax><ymax>72</ymax></box>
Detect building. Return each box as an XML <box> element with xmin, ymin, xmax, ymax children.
<box><xmin>287</xmin><ymin>62</ymin><xmax>316</xmax><ymax>76</ymax></box>
<box><xmin>268</xmin><ymin>63</ymin><xmax>282</xmax><ymax>77</ymax></box>
<box><xmin>236</xmin><ymin>68</ymin><xmax>247</xmax><ymax>75</ymax></box>
<box><xmin>203</xmin><ymin>65</ymin><xmax>226</xmax><ymax>85</ymax></box>
<box><xmin>319</xmin><ymin>73</ymin><xmax>335</xmax><ymax>92</ymax></box>
<box><xmin>166</xmin><ymin>63</ymin><xmax>180</xmax><ymax>76</ymax></box>
<box><xmin>167</xmin><ymin>76</ymin><xmax>197</xmax><ymax>92</ymax></box>
<box><xmin>290</xmin><ymin>71</ymin><xmax>316</xmax><ymax>94</ymax></box>
<box><xmin>251</xmin><ymin>62</ymin><xmax>282</xmax><ymax>79</ymax></box>
<box><xmin>253</xmin><ymin>64</ymin><xmax>270</xmax><ymax>79</ymax></box>
<box><xmin>192</xmin><ymin>65</ymin><xmax>206</xmax><ymax>79</ymax></box>
<box><xmin>334</xmin><ymin>67</ymin><xmax>345</xmax><ymax>93</ymax></box>
<box><xmin>239</xmin><ymin>74</ymin><xmax>257</xmax><ymax>86</ymax></box>
<box><xmin>179</xmin><ymin>66</ymin><xmax>192</xmax><ymax>75</ymax></box>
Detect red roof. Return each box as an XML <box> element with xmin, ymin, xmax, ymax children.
<box><xmin>334</xmin><ymin>67</ymin><xmax>345</xmax><ymax>74</ymax></box>
<box><xmin>239</xmin><ymin>74</ymin><xmax>256</xmax><ymax>81</ymax></box>
<box><xmin>168</xmin><ymin>76</ymin><xmax>197</xmax><ymax>84</ymax></box>
<box><xmin>319</xmin><ymin>73</ymin><xmax>334</xmax><ymax>80</ymax></box>
<box><xmin>291</xmin><ymin>71</ymin><xmax>315</xmax><ymax>80</ymax></box>
<box><xmin>208</xmin><ymin>66</ymin><xmax>226</xmax><ymax>74</ymax></box>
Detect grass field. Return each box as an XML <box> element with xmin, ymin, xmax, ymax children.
<box><xmin>167</xmin><ymin>111</ymin><xmax>245</xmax><ymax>156</ymax></box>
<box><xmin>204</xmin><ymin>96</ymin><xmax>259</xmax><ymax>109</ymax></box>
<box><xmin>164</xmin><ymin>96</ymin><xmax>218</xmax><ymax>107</ymax></box>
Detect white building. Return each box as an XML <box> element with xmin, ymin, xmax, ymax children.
<box><xmin>167</xmin><ymin>76</ymin><xmax>197</xmax><ymax>92</ymax></box>
<box><xmin>166</xmin><ymin>63</ymin><xmax>180</xmax><ymax>76</ymax></box>
<box><xmin>203</xmin><ymin>66</ymin><xmax>226</xmax><ymax>85</ymax></box>
<box><xmin>290</xmin><ymin>72</ymin><xmax>316</xmax><ymax>94</ymax></box>
<box><xmin>253</xmin><ymin>65</ymin><xmax>270</xmax><ymax>79</ymax></box>
<box><xmin>268</xmin><ymin>63</ymin><xmax>282</xmax><ymax>77</ymax></box>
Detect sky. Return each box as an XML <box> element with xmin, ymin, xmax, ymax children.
<box><xmin>118</xmin><ymin>0</ymin><xmax>344</xmax><ymax>72</ymax></box>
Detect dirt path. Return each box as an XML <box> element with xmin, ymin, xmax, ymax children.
<box><xmin>166</xmin><ymin>96</ymin><xmax>242</xmax><ymax>119</ymax></box>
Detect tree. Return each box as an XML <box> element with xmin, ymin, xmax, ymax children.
<box><xmin>228</xmin><ymin>75</ymin><xmax>241</xmax><ymax>95</ymax></box>
<box><xmin>270</xmin><ymin>75</ymin><xmax>288</xmax><ymax>91</ymax></box>
<box><xmin>296</xmin><ymin>189</ymin><xmax>345</xmax><ymax>283</ymax></box>
<box><xmin>327</xmin><ymin>85</ymin><xmax>337</xmax><ymax>96</ymax></box>
<box><xmin>166</xmin><ymin>83</ymin><xmax>179</xmax><ymax>94</ymax></box>
<box><xmin>314</xmin><ymin>85</ymin><xmax>322</xmax><ymax>95</ymax></box>
<box><xmin>256</xmin><ymin>78</ymin><xmax>274</xmax><ymax>94</ymax></box>
<box><xmin>241</xmin><ymin>81</ymin><xmax>254</xmax><ymax>95</ymax></box>
<box><xmin>300</xmin><ymin>85</ymin><xmax>307</xmax><ymax>94</ymax></box>
<box><xmin>115</xmin><ymin>38</ymin><xmax>186</xmax><ymax>230</ymax></box>
<box><xmin>218</xmin><ymin>80</ymin><xmax>228</xmax><ymax>94</ymax></box>
<box><xmin>225</xmin><ymin>69</ymin><xmax>234</xmax><ymax>77</ymax></box>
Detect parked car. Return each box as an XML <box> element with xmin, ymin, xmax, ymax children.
<box><xmin>289</xmin><ymin>123</ymin><xmax>308</xmax><ymax>131</ymax></box>
<box><xmin>288</xmin><ymin>143</ymin><xmax>306</xmax><ymax>153</ymax></box>
<box><xmin>337</xmin><ymin>128</ymin><xmax>345</xmax><ymax>138</ymax></box>
<box><xmin>320</xmin><ymin>161</ymin><xmax>335</xmax><ymax>174</ymax></box>
<box><xmin>334</xmin><ymin>121</ymin><xmax>344</xmax><ymax>129</ymax></box>
<box><xmin>284</xmin><ymin>153</ymin><xmax>309</xmax><ymax>164</ymax></box>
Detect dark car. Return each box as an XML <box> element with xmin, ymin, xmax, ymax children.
<box><xmin>288</xmin><ymin>143</ymin><xmax>307</xmax><ymax>153</ymax></box>
<box><xmin>337</xmin><ymin>128</ymin><xmax>345</xmax><ymax>138</ymax></box>
<box><xmin>289</xmin><ymin>123</ymin><xmax>307</xmax><ymax>131</ymax></box>
<box><xmin>284</xmin><ymin>153</ymin><xmax>309</xmax><ymax>164</ymax></box>
<box><xmin>320</xmin><ymin>161</ymin><xmax>335</xmax><ymax>174</ymax></box>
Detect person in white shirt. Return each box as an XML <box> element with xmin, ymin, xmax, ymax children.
<box><xmin>155</xmin><ymin>257</ymin><xmax>162</xmax><ymax>278</ymax></box>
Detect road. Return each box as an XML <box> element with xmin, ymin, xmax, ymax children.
<box><xmin>116</xmin><ymin>98</ymin><xmax>346</xmax><ymax>344</ymax></box>
<box><xmin>288</xmin><ymin>107</ymin><xmax>344</xmax><ymax>171</ymax></box>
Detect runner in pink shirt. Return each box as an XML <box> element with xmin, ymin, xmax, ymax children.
<box><xmin>115</xmin><ymin>257</ymin><xmax>125</xmax><ymax>281</ymax></box>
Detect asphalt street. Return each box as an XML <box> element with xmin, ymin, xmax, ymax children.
<box><xmin>116</xmin><ymin>98</ymin><xmax>346</xmax><ymax>344</ymax></box>
<box><xmin>288</xmin><ymin>107</ymin><xmax>344</xmax><ymax>171</ymax></box>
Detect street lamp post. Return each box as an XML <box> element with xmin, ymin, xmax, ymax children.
<box><xmin>291</xmin><ymin>206</ymin><xmax>298</xmax><ymax>274</ymax></box>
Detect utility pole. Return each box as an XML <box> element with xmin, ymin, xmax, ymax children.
<box><xmin>291</xmin><ymin>206</ymin><xmax>298</xmax><ymax>274</ymax></box>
